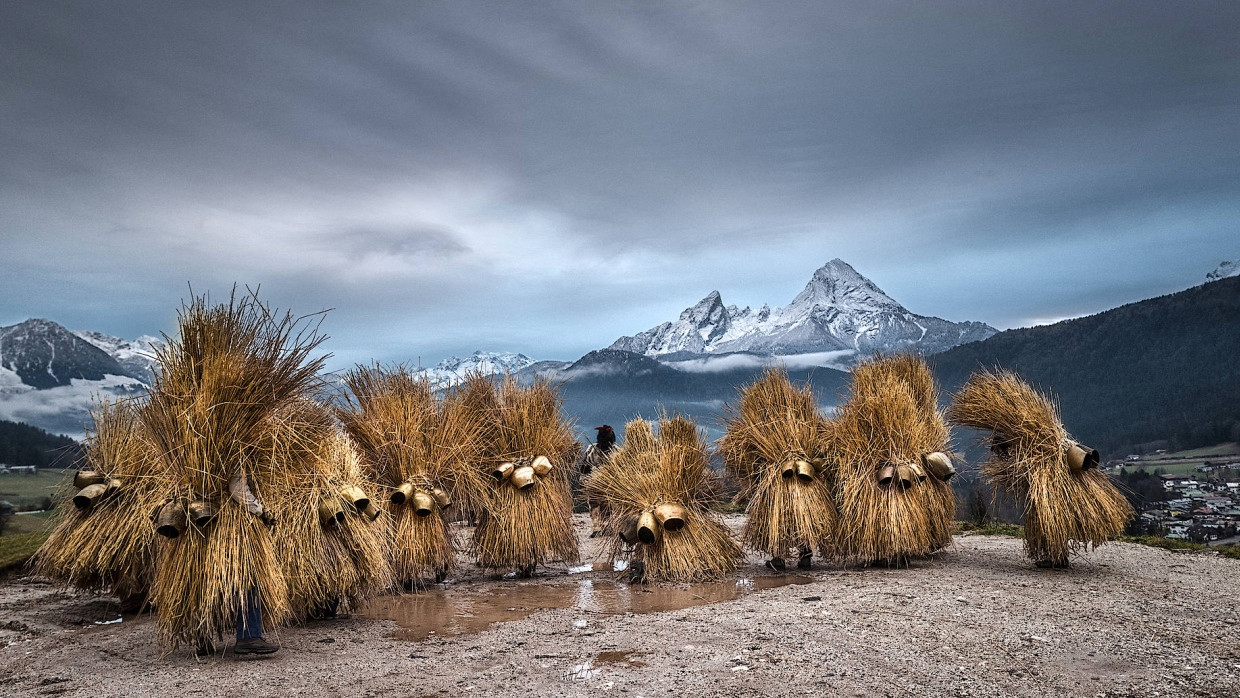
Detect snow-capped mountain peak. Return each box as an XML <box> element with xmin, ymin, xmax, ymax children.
<box><xmin>682</xmin><ymin>290</ymin><xmax>725</xmax><ymax>324</ymax></box>
<box><xmin>0</xmin><ymin>319</ymin><xmax>131</xmax><ymax>390</ymax></box>
<box><xmin>788</xmin><ymin>258</ymin><xmax>901</xmax><ymax>313</ymax></box>
<box><xmin>1206</xmin><ymin>259</ymin><xmax>1239</xmax><ymax>282</ymax></box>
<box><xmin>74</xmin><ymin>330</ymin><xmax>163</xmax><ymax>384</ymax></box>
<box><xmin>0</xmin><ymin>319</ymin><xmax>151</xmax><ymax>437</ymax></box>
<box><xmin>417</xmin><ymin>350</ymin><xmax>538</xmax><ymax>387</ymax></box>
<box><xmin>609</xmin><ymin>259</ymin><xmax>996</xmax><ymax>359</ymax></box>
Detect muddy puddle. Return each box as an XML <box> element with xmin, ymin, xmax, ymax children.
<box><xmin>361</xmin><ymin>574</ymin><xmax>815</xmax><ymax>642</ymax></box>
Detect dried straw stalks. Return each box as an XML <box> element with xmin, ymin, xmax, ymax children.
<box><xmin>947</xmin><ymin>369</ymin><xmax>1133</xmax><ymax>565</ymax></box>
<box><xmin>141</xmin><ymin>292</ymin><xmax>327</xmax><ymax>650</ymax></box>
<box><xmin>832</xmin><ymin>354</ymin><xmax>957</xmax><ymax>565</ymax></box>
<box><xmin>584</xmin><ymin>416</ymin><xmax>742</xmax><ymax>583</ymax></box>
<box><xmin>262</xmin><ymin>399</ymin><xmax>391</xmax><ymax>617</ymax></box>
<box><xmin>336</xmin><ymin>366</ymin><xmax>487</xmax><ymax>587</ymax></box>
<box><xmin>719</xmin><ymin>368</ymin><xmax>838</xmax><ymax>560</ymax></box>
<box><xmin>34</xmin><ymin>398</ymin><xmax>164</xmax><ymax>600</ymax></box>
<box><xmin>468</xmin><ymin>377</ymin><xmax>580</xmax><ymax>573</ymax></box>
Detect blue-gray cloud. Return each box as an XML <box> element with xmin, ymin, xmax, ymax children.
<box><xmin>1</xmin><ymin>1</ymin><xmax>1237</xmax><ymax>369</ymax></box>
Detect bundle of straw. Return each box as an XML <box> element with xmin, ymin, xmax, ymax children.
<box><xmin>468</xmin><ymin>377</ymin><xmax>580</xmax><ymax>574</ymax></box>
<box><xmin>832</xmin><ymin>355</ymin><xmax>957</xmax><ymax>565</ymax></box>
<box><xmin>141</xmin><ymin>291</ymin><xmax>327</xmax><ymax>650</ymax></box>
<box><xmin>34</xmin><ymin>398</ymin><xmax>164</xmax><ymax>602</ymax></box>
<box><xmin>262</xmin><ymin>399</ymin><xmax>391</xmax><ymax>617</ymax></box>
<box><xmin>719</xmin><ymin>368</ymin><xmax>838</xmax><ymax>560</ymax></box>
<box><xmin>336</xmin><ymin>366</ymin><xmax>488</xmax><ymax>587</ymax></box>
<box><xmin>947</xmin><ymin>369</ymin><xmax>1133</xmax><ymax>565</ymax></box>
<box><xmin>584</xmin><ymin>416</ymin><xmax>743</xmax><ymax>583</ymax></box>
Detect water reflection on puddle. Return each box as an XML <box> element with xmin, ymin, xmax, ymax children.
<box><xmin>361</xmin><ymin>574</ymin><xmax>814</xmax><ymax>642</ymax></box>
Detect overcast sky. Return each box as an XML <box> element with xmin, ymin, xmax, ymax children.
<box><xmin>2</xmin><ymin>1</ymin><xmax>1237</xmax><ymax>370</ymax></box>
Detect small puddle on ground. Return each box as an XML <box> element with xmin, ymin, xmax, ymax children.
<box><xmin>565</xmin><ymin>651</ymin><xmax>649</xmax><ymax>682</ymax></box>
<box><xmin>362</xmin><ymin>574</ymin><xmax>814</xmax><ymax>642</ymax></box>
<box><xmin>594</xmin><ymin>650</ymin><xmax>647</xmax><ymax>667</ymax></box>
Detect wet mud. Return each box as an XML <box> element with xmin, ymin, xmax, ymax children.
<box><xmin>363</xmin><ymin>574</ymin><xmax>815</xmax><ymax>641</ymax></box>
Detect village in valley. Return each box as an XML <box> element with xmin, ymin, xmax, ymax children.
<box><xmin>1106</xmin><ymin>445</ymin><xmax>1240</xmax><ymax>545</ymax></box>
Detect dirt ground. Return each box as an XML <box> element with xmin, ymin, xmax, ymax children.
<box><xmin>2</xmin><ymin>514</ymin><xmax>1238</xmax><ymax>697</ymax></box>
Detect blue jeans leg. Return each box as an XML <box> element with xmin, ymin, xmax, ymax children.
<box><xmin>236</xmin><ymin>594</ymin><xmax>263</xmax><ymax>641</ymax></box>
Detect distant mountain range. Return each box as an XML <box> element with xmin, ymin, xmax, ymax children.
<box><xmin>403</xmin><ymin>260</ymin><xmax>996</xmax><ymax>436</ymax></box>
<box><xmin>609</xmin><ymin>258</ymin><xmax>996</xmax><ymax>359</ymax></box>
<box><xmin>0</xmin><ymin>319</ymin><xmax>156</xmax><ymax>436</ymax></box>
<box><xmin>3</xmin><ymin>258</ymin><xmax>1236</xmax><ymax>451</ymax></box>
<box><xmin>418</xmin><ymin>259</ymin><xmax>995</xmax><ymax>389</ymax></box>
<box><xmin>73</xmin><ymin>331</ymin><xmax>162</xmax><ymax>385</ymax></box>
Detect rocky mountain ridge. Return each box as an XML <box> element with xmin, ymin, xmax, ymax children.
<box><xmin>609</xmin><ymin>259</ymin><xmax>996</xmax><ymax>359</ymax></box>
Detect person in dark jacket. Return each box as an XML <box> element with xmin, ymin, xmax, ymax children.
<box><xmin>595</xmin><ymin>425</ymin><xmax>616</xmax><ymax>454</ymax></box>
<box><xmin>583</xmin><ymin>425</ymin><xmax>617</xmax><ymax>537</ymax></box>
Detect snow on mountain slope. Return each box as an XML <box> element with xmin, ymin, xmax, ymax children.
<box><xmin>1207</xmin><ymin>260</ymin><xmax>1239</xmax><ymax>282</ymax></box>
<box><xmin>74</xmin><ymin>331</ymin><xmax>162</xmax><ymax>384</ymax></box>
<box><xmin>610</xmin><ymin>259</ymin><xmax>995</xmax><ymax>359</ymax></box>
<box><xmin>0</xmin><ymin>319</ymin><xmax>132</xmax><ymax>389</ymax></box>
<box><xmin>417</xmin><ymin>351</ymin><xmax>539</xmax><ymax>387</ymax></box>
<box><xmin>0</xmin><ymin>319</ymin><xmax>154</xmax><ymax>437</ymax></box>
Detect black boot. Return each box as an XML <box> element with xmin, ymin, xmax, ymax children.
<box><xmin>233</xmin><ymin>636</ymin><xmax>279</xmax><ymax>656</ymax></box>
<box><xmin>797</xmin><ymin>552</ymin><xmax>813</xmax><ymax>570</ymax></box>
<box><xmin>765</xmin><ymin>557</ymin><xmax>786</xmax><ymax>572</ymax></box>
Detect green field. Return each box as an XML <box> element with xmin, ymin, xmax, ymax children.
<box><xmin>0</xmin><ymin>531</ymin><xmax>47</xmax><ymax>573</ymax></box>
<box><xmin>1113</xmin><ymin>442</ymin><xmax>1240</xmax><ymax>478</ymax></box>
<box><xmin>1113</xmin><ymin>461</ymin><xmax>1209</xmax><ymax>476</ymax></box>
<box><xmin>6</xmin><ymin>510</ymin><xmax>54</xmax><ymax>534</ymax></box>
<box><xmin>1156</xmin><ymin>443</ymin><xmax>1240</xmax><ymax>459</ymax></box>
<box><xmin>0</xmin><ymin>510</ymin><xmax>53</xmax><ymax>573</ymax></box>
<box><xmin>0</xmin><ymin>470</ymin><xmax>70</xmax><ymax>509</ymax></box>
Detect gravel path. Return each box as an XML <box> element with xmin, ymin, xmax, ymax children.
<box><xmin>2</xmin><ymin>515</ymin><xmax>1237</xmax><ymax>697</ymax></box>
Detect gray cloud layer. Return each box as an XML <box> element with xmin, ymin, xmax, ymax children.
<box><xmin>2</xmin><ymin>1</ymin><xmax>1237</xmax><ymax>367</ymax></box>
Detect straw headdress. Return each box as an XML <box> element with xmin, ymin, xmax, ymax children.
<box><xmin>141</xmin><ymin>291</ymin><xmax>327</xmax><ymax>650</ymax></box>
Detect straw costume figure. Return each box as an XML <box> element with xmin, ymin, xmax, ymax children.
<box><xmin>584</xmin><ymin>416</ymin><xmax>742</xmax><ymax>583</ymax></box>
<box><xmin>719</xmin><ymin>368</ymin><xmax>838</xmax><ymax>571</ymax></box>
<box><xmin>141</xmin><ymin>292</ymin><xmax>327</xmax><ymax>654</ymax></box>
<box><xmin>34</xmin><ymin>398</ymin><xmax>164</xmax><ymax>612</ymax></box>
<box><xmin>469</xmin><ymin>377</ymin><xmax>580</xmax><ymax>577</ymax></box>
<box><xmin>832</xmin><ymin>354</ymin><xmax>958</xmax><ymax>566</ymax></box>
<box><xmin>336</xmin><ymin>366</ymin><xmax>487</xmax><ymax>587</ymax></box>
<box><xmin>260</xmin><ymin>398</ymin><xmax>391</xmax><ymax>618</ymax></box>
<box><xmin>947</xmin><ymin>369</ymin><xmax>1133</xmax><ymax>568</ymax></box>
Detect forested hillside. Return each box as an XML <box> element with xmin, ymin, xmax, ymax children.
<box><xmin>0</xmin><ymin>419</ymin><xmax>83</xmax><ymax>468</ymax></box>
<box><xmin>932</xmin><ymin>276</ymin><xmax>1240</xmax><ymax>456</ymax></box>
